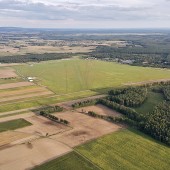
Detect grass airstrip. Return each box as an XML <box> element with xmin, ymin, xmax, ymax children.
<box><xmin>1</xmin><ymin>58</ymin><xmax>170</xmax><ymax>113</ymax></box>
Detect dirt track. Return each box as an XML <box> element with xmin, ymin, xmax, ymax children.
<box><xmin>0</xmin><ymin>91</ymin><xmax>53</xmax><ymax>103</ymax></box>
<box><xmin>0</xmin><ymin>82</ymin><xmax>34</xmax><ymax>90</ymax></box>
<box><xmin>0</xmin><ymin>67</ymin><xmax>18</xmax><ymax>79</ymax></box>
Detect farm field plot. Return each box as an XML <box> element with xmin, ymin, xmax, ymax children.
<box><xmin>51</xmin><ymin>111</ymin><xmax>122</xmax><ymax>147</ymax></box>
<box><xmin>33</xmin><ymin>151</ymin><xmax>98</xmax><ymax>170</ymax></box>
<box><xmin>17</xmin><ymin>115</ymin><xmax>70</xmax><ymax>136</ymax></box>
<box><xmin>0</xmin><ymin>118</ymin><xmax>32</xmax><ymax>132</ymax></box>
<box><xmin>0</xmin><ymin>81</ymin><xmax>34</xmax><ymax>89</ymax></box>
<box><xmin>76</xmin><ymin>129</ymin><xmax>170</xmax><ymax>170</ymax></box>
<box><xmin>0</xmin><ymin>138</ymin><xmax>72</xmax><ymax>170</ymax></box>
<box><xmin>77</xmin><ymin>104</ymin><xmax>121</xmax><ymax>117</ymax></box>
<box><xmin>0</xmin><ymin>86</ymin><xmax>53</xmax><ymax>103</ymax></box>
<box><xmin>0</xmin><ymin>90</ymin><xmax>98</xmax><ymax>113</ymax></box>
<box><xmin>0</xmin><ymin>67</ymin><xmax>18</xmax><ymax>78</ymax></box>
<box><xmin>13</xmin><ymin>59</ymin><xmax>170</xmax><ymax>94</ymax></box>
<box><xmin>0</xmin><ymin>131</ymin><xmax>31</xmax><ymax>147</ymax></box>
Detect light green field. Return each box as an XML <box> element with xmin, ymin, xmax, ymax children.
<box><xmin>0</xmin><ymin>119</ymin><xmax>32</xmax><ymax>132</ymax></box>
<box><xmin>33</xmin><ymin>152</ymin><xmax>98</xmax><ymax>170</ymax></box>
<box><xmin>13</xmin><ymin>59</ymin><xmax>170</xmax><ymax>95</ymax></box>
<box><xmin>76</xmin><ymin>129</ymin><xmax>170</xmax><ymax>170</ymax></box>
<box><xmin>135</xmin><ymin>91</ymin><xmax>165</xmax><ymax>114</ymax></box>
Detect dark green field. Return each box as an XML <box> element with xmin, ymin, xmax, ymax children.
<box><xmin>0</xmin><ymin>119</ymin><xmax>32</xmax><ymax>132</ymax></box>
<box><xmin>33</xmin><ymin>152</ymin><xmax>99</xmax><ymax>170</ymax></box>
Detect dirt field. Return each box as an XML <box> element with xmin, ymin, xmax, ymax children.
<box><xmin>17</xmin><ymin>115</ymin><xmax>70</xmax><ymax>136</ymax></box>
<box><xmin>0</xmin><ymin>138</ymin><xmax>72</xmax><ymax>170</ymax></box>
<box><xmin>77</xmin><ymin>104</ymin><xmax>121</xmax><ymax>117</ymax></box>
<box><xmin>51</xmin><ymin>111</ymin><xmax>123</xmax><ymax>147</ymax></box>
<box><xmin>0</xmin><ymin>131</ymin><xmax>31</xmax><ymax>147</ymax></box>
<box><xmin>0</xmin><ymin>82</ymin><xmax>34</xmax><ymax>90</ymax></box>
<box><xmin>0</xmin><ymin>99</ymin><xmax>123</xmax><ymax>170</ymax></box>
<box><xmin>0</xmin><ymin>67</ymin><xmax>18</xmax><ymax>79</ymax></box>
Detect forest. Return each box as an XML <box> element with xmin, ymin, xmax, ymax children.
<box><xmin>89</xmin><ymin>33</ymin><xmax>170</xmax><ymax>68</ymax></box>
<box><xmin>0</xmin><ymin>53</ymin><xmax>71</xmax><ymax>63</ymax></box>
<box><xmin>108</xmin><ymin>87</ymin><xmax>148</xmax><ymax>107</ymax></box>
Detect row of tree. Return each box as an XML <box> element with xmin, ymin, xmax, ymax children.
<box><xmin>72</xmin><ymin>99</ymin><xmax>98</xmax><ymax>108</ymax></box>
<box><xmin>98</xmin><ymin>99</ymin><xmax>144</xmax><ymax>122</ymax></box>
<box><xmin>38</xmin><ymin>105</ymin><xmax>64</xmax><ymax>114</ymax></box>
<box><xmin>108</xmin><ymin>87</ymin><xmax>148</xmax><ymax>107</ymax></box>
<box><xmin>40</xmin><ymin>111</ymin><xmax>69</xmax><ymax>125</ymax></box>
<box><xmin>0</xmin><ymin>53</ymin><xmax>71</xmax><ymax>63</ymax></box>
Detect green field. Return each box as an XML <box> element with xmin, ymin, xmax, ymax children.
<box><xmin>14</xmin><ymin>59</ymin><xmax>170</xmax><ymax>95</ymax></box>
<box><xmin>135</xmin><ymin>91</ymin><xmax>165</xmax><ymax>114</ymax></box>
<box><xmin>0</xmin><ymin>118</ymin><xmax>32</xmax><ymax>132</ymax></box>
<box><xmin>33</xmin><ymin>129</ymin><xmax>170</xmax><ymax>170</ymax></box>
<box><xmin>76</xmin><ymin>129</ymin><xmax>170</xmax><ymax>170</ymax></box>
<box><xmin>33</xmin><ymin>152</ymin><xmax>99</xmax><ymax>170</ymax></box>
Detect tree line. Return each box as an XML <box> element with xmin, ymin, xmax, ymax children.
<box><xmin>40</xmin><ymin>111</ymin><xmax>69</xmax><ymax>125</ymax></box>
<box><xmin>0</xmin><ymin>53</ymin><xmax>72</xmax><ymax>63</ymax></box>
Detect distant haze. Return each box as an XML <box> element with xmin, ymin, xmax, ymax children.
<box><xmin>0</xmin><ymin>0</ymin><xmax>170</xmax><ymax>28</ymax></box>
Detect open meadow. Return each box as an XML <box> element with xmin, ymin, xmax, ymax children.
<box><xmin>14</xmin><ymin>59</ymin><xmax>170</xmax><ymax>94</ymax></box>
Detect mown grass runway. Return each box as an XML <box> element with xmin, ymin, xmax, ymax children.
<box><xmin>14</xmin><ymin>59</ymin><xmax>170</xmax><ymax>94</ymax></box>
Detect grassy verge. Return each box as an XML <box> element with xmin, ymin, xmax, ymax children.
<box><xmin>0</xmin><ymin>118</ymin><xmax>32</xmax><ymax>132</ymax></box>
<box><xmin>135</xmin><ymin>91</ymin><xmax>165</xmax><ymax>114</ymax></box>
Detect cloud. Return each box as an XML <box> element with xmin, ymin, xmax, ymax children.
<box><xmin>0</xmin><ymin>0</ymin><xmax>170</xmax><ymax>28</ymax></box>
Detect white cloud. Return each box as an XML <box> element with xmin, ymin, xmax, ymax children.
<box><xmin>0</xmin><ymin>0</ymin><xmax>170</xmax><ymax>28</ymax></box>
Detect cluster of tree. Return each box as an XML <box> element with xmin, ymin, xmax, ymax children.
<box><xmin>40</xmin><ymin>111</ymin><xmax>69</xmax><ymax>125</ymax></box>
<box><xmin>144</xmin><ymin>102</ymin><xmax>170</xmax><ymax>145</ymax></box>
<box><xmin>72</xmin><ymin>99</ymin><xmax>98</xmax><ymax>108</ymax></box>
<box><xmin>108</xmin><ymin>87</ymin><xmax>148</xmax><ymax>107</ymax></box>
<box><xmin>39</xmin><ymin>105</ymin><xmax>64</xmax><ymax>114</ymax></box>
<box><xmin>162</xmin><ymin>85</ymin><xmax>170</xmax><ymax>101</ymax></box>
<box><xmin>0</xmin><ymin>53</ymin><xmax>71</xmax><ymax>63</ymax></box>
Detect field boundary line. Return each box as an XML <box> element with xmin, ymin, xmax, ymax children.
<box><xmin>74</xmin><ymin>150</ymin><xmax>103</xmax><ymax>170</ymax></box>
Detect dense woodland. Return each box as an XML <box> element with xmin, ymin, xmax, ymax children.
<box><xmin>89</xmin><ymin>33</ymin><xmax>170</xmax><ymax>68</ymax></box>
<box><xmin>108</xmin><ymin>87</ymin><xmax>148</xmax><ymax>107</ymax></box>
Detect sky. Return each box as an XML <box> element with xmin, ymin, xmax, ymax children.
<box><xmin>0</xmin><ymin>0</ymin><xmax>170</xmax><ymax>28</ymax></box>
